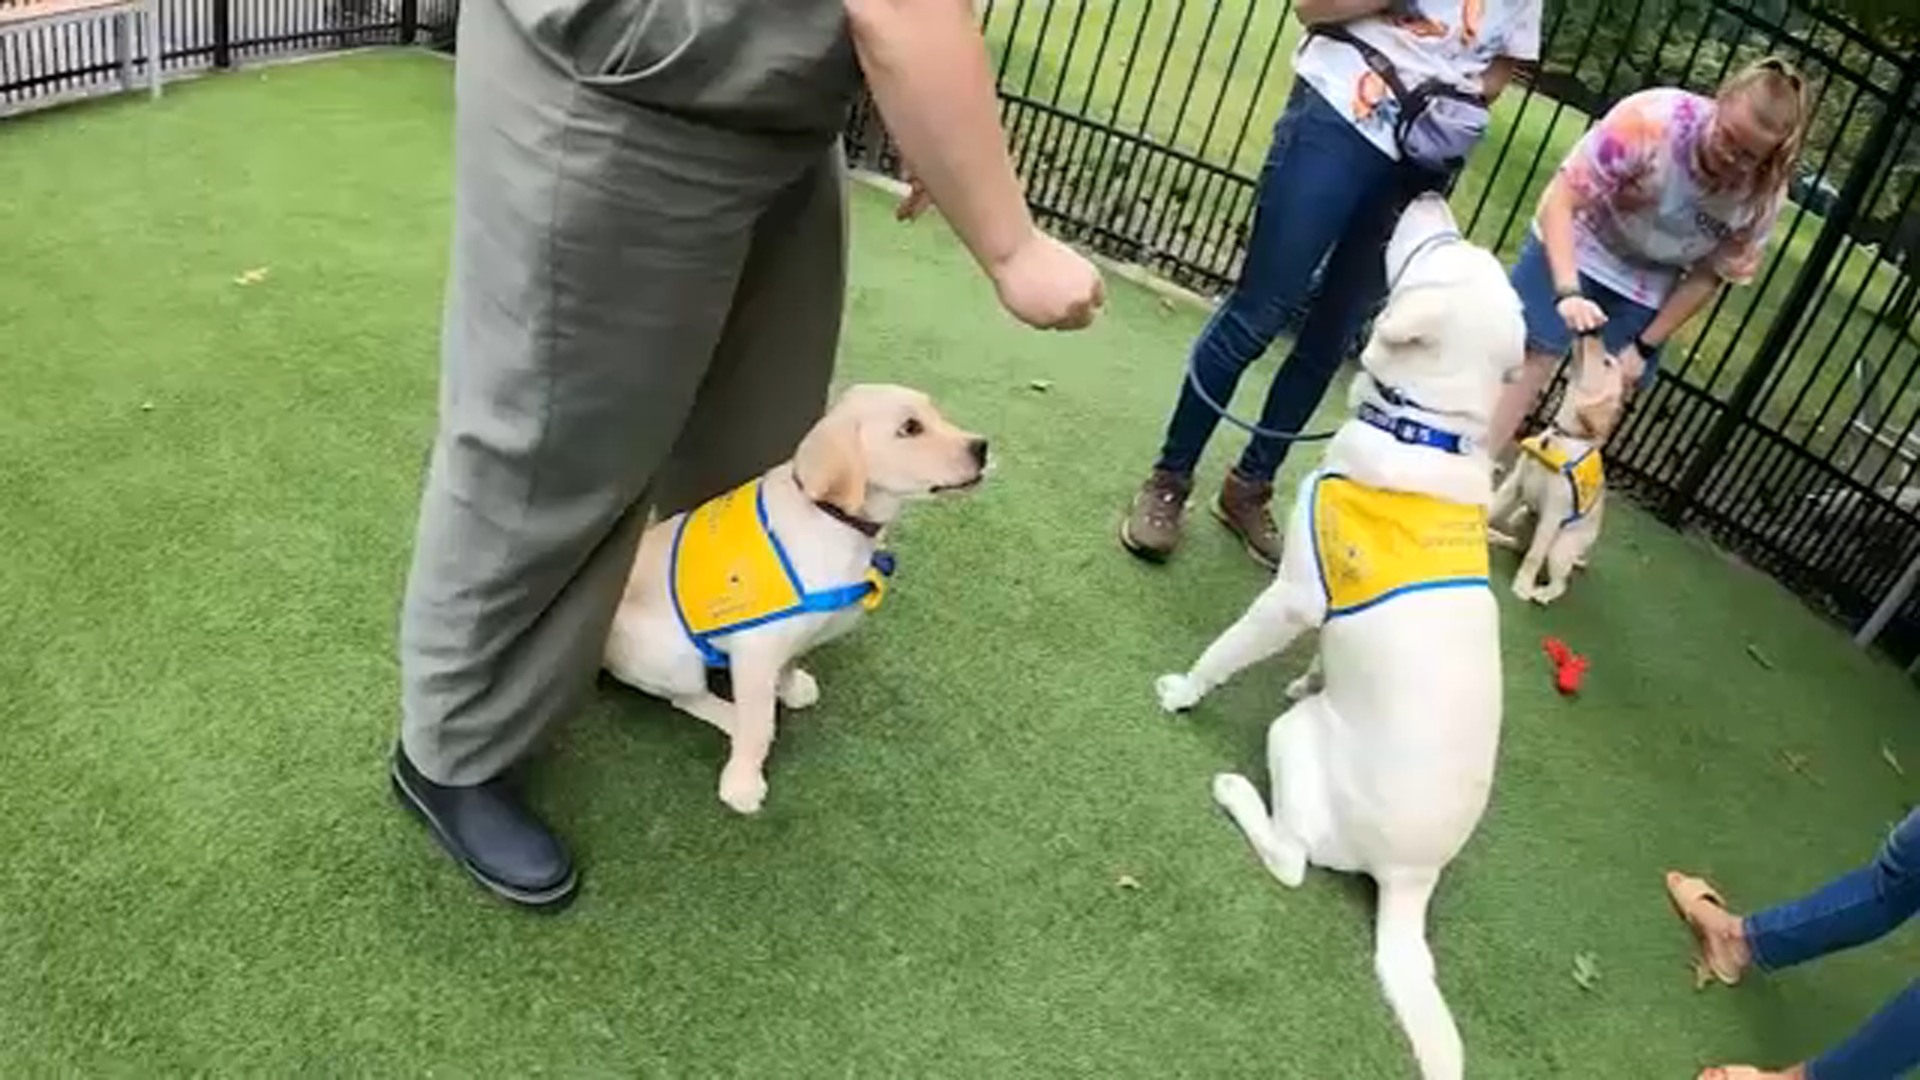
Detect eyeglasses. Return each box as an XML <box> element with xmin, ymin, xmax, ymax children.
<box><xmin>1711</xmin><ymin>125</ymin><xmax>1772</xmax><ymax>170</ymax></box>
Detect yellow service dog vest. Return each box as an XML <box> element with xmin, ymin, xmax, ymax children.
<box><xmin>1518</xmin><ymin>433</ymin><xmax>1604</xmax><ymax>524</ymax></box>
<box><xmin>671</xmin><ymin>478</ymin><xmax>892</xmax><ymax>667</ymax></box>
<box><xmin>1310</xmin><ymin>474</ymin><xmax>1490</xmax><ymax>618</ymax></box>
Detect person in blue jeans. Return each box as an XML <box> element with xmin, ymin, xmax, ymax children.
<box><xmin>1120</xmin><ymin>0</ymin><xmax>1540</xmax><ymax>568</ymax></box>
<box><xmin>1666</xmin><ymin>809</ymin><xmax>1920</xmax><ymax>1080</ymax></box>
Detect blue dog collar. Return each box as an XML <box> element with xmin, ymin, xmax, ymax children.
<box><xmin>1356</xmin><ymin>393</ymin><xmax>1471</xmax><ymax>456</ymax></box>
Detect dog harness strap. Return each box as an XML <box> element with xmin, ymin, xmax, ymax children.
<box><xmin>670</xmin><ymin>479</ymin><xmax>896</xmax><ymax>667</ymax></box>
<box><xmin>1564</xmin><ymin>448</ymin><xmax>1604</xmax><ymax>523</ymax></box>
<box><xmin>1308</xmin><ymin>473</ymin><xmax>1490</xmax><ymax>618</ymax></box>
<box><xmin>1518</xmin><ymin>433</ymin><xmax>1604</xmax><ymax>524</ymax></box>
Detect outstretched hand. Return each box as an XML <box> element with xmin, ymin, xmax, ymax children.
<box><xmin>1557</xmin><ymin>295</ymin><xmax>1607</xmax><ymax>334</ymax></box>
<box><xmin>989</xmin><ymin>229</ymin><xmax>1105</xmax><ymax>331</ymax></box>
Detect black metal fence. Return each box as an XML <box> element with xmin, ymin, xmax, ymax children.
<box><xmin>8</xmin><ymin>0</ymin><xmax>1920</xmax><ymax>663</ymax></box>
<box><xmin>0</xmin><ymin>0</ymin><xmax>456</xmax><ymax>105</ymax></box>
<box><xmin>847</xmin><ymin>0</ymin><xmax>1920</xmax><ymax>666</ymax></box>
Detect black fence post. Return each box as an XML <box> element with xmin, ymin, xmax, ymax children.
<box><xmin>400</xmin><ymin>0</ymin><xmax>419</xmax><ymax>43</ymax></box>
<box><xmin>212</xmin><ymin>0</ymin><xmax>232</xmax><ymax>69</ymax></box>
<box><xmin>1659</xmin><ymin>60</ymin><xmax>1920</xmax><ymax>526</ymax></box>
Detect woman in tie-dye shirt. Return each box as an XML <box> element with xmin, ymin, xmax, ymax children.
<box><xmin>1487</xmin><ymin>58</ymin><xmax>1810</xmax><ymax>452</ymax></box>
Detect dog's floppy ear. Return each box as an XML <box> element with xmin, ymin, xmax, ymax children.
<box><xmin>1371</xmin><ymin>287</ymin><xmax>1451</xmax><ymax>349</ymax></box>
<box><xmin>794</xmin><ymin>411</ymin><xmax>868</xmax><ymax>516</ymax></box>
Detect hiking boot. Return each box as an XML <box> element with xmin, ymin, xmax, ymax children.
<box><xmin>1121</xmin><ymin>468</ymin><xmax>1192</xmax><ymax>562</ymax></box>
<box><xmin>1212</xmin><ymin>470</ymin><xmax>1283</xmax><ymax>569</ymax></box>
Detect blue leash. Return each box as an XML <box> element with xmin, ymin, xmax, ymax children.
<box><xmin>1186</xmin><ymin>228</ymin><xmax>1463</xmax><ymax>443</ymax></box>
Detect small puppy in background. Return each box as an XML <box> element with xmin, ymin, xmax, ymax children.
<box><xmin>603</xmin><ymin>384</ymin><xmax>988</xmax><ymax>815</ymax></box>
<box><xmin>1489</xmin><ymin>333</ymin><xmax>1627</xmax><ymax>605</ymax></box>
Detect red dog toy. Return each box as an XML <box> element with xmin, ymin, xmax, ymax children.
<box><xmin>1542</xmin><ymin>637</ymin><xmax>1588</xmax><ymax>696</ymax></box>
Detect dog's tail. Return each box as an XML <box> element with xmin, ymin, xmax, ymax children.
<box><xmin>1374</xmin><ymin>870</ymin><xmax>1463</xmax><ymax>1080</ymax></box>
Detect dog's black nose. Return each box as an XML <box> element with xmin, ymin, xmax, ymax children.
<box><xmin>968</xmin><ymin>438</ymin><xmax>990</xmax><ymax>468</ymax></box>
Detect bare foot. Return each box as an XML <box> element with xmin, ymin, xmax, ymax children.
<box><xmin>1665</xmin><ymin>871</ymin><xmax>1754</xmax><ymax>986</ymax></box>
<box><xmin>1697</xmin><ymin>1064</ymin><xmax>1806</xmax><ymax>1080</ymax></box>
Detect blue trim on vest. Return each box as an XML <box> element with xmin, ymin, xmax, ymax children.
<box><xmin>1327</xmin><ymin>577</ymin><xmax>1492</xmax><ymax>618</ymax></box>
<box><xmin>672</xmin><ymin>483</ymin><xmax>894</xmax><ymax>668</ymax></box>
<box><xmin>1558</xmin><ymin>445</ymin><xmax>1599</xmax><ymax>526</ymax></box>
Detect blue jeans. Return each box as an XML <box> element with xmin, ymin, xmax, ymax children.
<box><xmin>1154</xmin><ymin>79</ymin><xmax>1441</xmax><ymax>483</ymax></box>
<box><xmin>1509</xmin><ymin>234</ymin><xmax>1661</xmax><ymax>393</ymax></box>
<box><xmin>1744</xmin><ymin>809</ymin><xmax>1920</xmax><ymax>1080</ymax></box>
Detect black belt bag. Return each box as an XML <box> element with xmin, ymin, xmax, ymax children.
<box><xmin>1310</xmin><ymin>23</ymin><xmax>1491</xmax><ymax>175</ymax></box>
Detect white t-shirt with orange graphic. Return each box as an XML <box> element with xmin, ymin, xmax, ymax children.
<box><xmin>1293</xmin><ymin>0</ymin><xmax>1542</xmax><ymax>162</ymax></box>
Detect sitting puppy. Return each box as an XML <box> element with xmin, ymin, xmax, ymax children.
<box><xmin>1153</xmin><ymin>193</ymin><xmax>1525</xmax><ymax>1080</ymax></box>
<box><xmin>603</xmin><ymin>384</ymin><xmax>987</xmax><ymax>815</ymax></box>
<box><xmin>1489</xmin><ymin>333</ymin><xmax>1627</xmax><ymax>605</ymax></box>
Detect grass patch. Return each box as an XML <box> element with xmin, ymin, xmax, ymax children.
<box><xmin>2</xmin><ymin>50</ymin><xmax>1918</xmax><ymax>1076</ymax></box>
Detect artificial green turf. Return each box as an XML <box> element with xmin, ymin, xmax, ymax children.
<box><xmin>2</xmin><ymin>50</ymin><xmax>1917</xmax><ymax>1076</ymax></box>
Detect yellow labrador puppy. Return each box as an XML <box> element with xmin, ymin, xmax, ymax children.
<box><xmin>604</xmin><ymin>384</ymin><xmax>987</xmax><ymax>814</ymax></box>
<box><xmin>1489</xmin><ymin>334</ymin><xmax>1628</xmax><ymax>605</ymax></box>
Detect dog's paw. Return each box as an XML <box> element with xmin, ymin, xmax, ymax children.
<box><xmin>1211</xmin><ymin>773</ymin><xmax>1305</xmax><ymax>887</ymax></box>
<box><xmin>1284</xmin><ymin>673</ymin><xmax>1320</xmax><ymax>702</ymax></box>
<box><xmin>1155</xmin><ymin>673</ymin><xmax>1202</xmax><ymax>713</ymax></box>
<box><xmin>1510</xmin><ymin>577</ymin><xmax>1538</xmax><ymax>603</ymax></box>
<box><xmin>1210</xmin><ymin>772</ymin><xmax>1260</xmax><ymax>812</ymax></box>
<box><xmin>778</xmin><ymin>668</ymin><xmax>820</xmax><ymax>710</ymax></box>
<box><xmin>718</xmin><ymin>765</ymin><xmax>768</xmax><ymax>816</ymax></box>
<box><xmin>1531</xmin><ymin>583</ymin><xmax>1566</xmax><ymax>606</ymax></box>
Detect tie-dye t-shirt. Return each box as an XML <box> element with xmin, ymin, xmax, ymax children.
<box><xmin>1292</xmin><ymin>0</ymin><xmax>1542</xmax><ymax>162</ymax></box>
<box><xmin>1541</xmin><ymin>88</ymin><xmax>1787</xmax><ymax>307</ymax></box>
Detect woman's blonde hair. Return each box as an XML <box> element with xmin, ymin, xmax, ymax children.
<box><xmin>1716</xmin><ymin>56</ymin><xmax>1811</xmax><ymax>196</ymax></box>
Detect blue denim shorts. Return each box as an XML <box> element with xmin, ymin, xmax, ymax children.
<box><xmin>1510</xmin><ymin>234</ymin><xmax>1661</xmax><ymax>392</ymax></box>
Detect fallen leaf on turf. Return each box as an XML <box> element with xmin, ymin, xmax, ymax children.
<box><xmin>1115</xmin><ymin>874</ymin><xmax>1142</xmax><ymax>891</ymax></box>
<box><xmin>1883</xmin><ymin>743</ymin><xmax>1905</xmax><ymax>776</ymax></box>
<box><xmin>1572</xmin><ymin>951</ymin><xmax>1600</xmax><ymax>991</ymax></box>
<box><xmin>139</xmin><ymin>401</ymin><xmax>154</xmax><ymax>412</ymax></box>
<box><xmin>1745</xmin><ymin>643</ymin><xmax>1774</xmax><ymax>669</ymax></box>
<box><xmin>1781</xmin><ymin>750</ymin><xmax>1822</xmax><ymax>785</ymax></box>
<box><xmin>234</xmin><ymin>267</ymin><xmax>270</xmax><ymax>286</ymax></box>
<box><xmin>1028</xmin><ymin>379</ymin><xmax>1054</xmax><ymax>393</ymax></box>
<box><xmin>1158</xmin><ymin>297</ymin><xmax>1176</xmax><ymax>313</ymax></box>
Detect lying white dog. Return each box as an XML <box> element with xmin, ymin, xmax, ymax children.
<box><xmin>1154</xmin><ymin>192</ymin><xmax>1525</xmax><ymax>1080</ymax></box>
<box><xmin>1489</xmin><ymin>334</ymin><xmax>1626</xmax><ymax>605</ymax></box>
<box><xmin>603</xmin><ymin>384</ymin><xmax>987</xmax><ymax>815</ymax></box>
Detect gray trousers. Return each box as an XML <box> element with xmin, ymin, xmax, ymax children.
<box><xmin>400</xmin><ymin>0</ymin><xmax>847</xmax><ymax>786</ymax></box>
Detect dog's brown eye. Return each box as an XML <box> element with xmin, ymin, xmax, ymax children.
<box><xmin>898</xmin><ymin>418</ymin><xmax>924</xmax><ymax>438</ymax></box>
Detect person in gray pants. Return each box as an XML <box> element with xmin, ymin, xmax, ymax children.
<box><xmin>393</xmin><ymin>0</ymin><xmax>1106</xmax><ymax>909</ymax></box>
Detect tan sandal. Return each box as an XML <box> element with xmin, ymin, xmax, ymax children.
<box><xmin>1666</xmin><ymin>871</ymin><xmax>1744</xmax><ymax>987</ymax></box>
